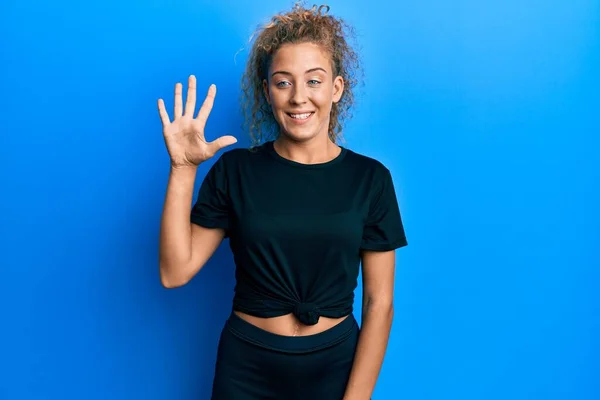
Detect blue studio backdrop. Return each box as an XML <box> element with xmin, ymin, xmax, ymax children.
<box><xmin>1</xmin><ymin>0</ymin><xmax>598</xmax><ymax>399</ymax></box>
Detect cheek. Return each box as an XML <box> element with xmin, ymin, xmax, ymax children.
<box><xmin>313</xmin><ymin>92</ymin><xmax>334</xmax><ymax>111</ymax></box>
<box><xmin>270</xmin><ymin>92</ymin><xmax>288</xmax><ymax>109</ymax></box>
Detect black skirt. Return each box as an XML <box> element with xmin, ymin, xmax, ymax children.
<box><xmin>211</xmin><ymin>311</ymin><xmax>360</xmax><ymax>400</ymax></box>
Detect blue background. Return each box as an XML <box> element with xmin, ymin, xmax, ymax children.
<box><xmin>1</xmin><ymin>0</ymin><xmax>598</xmax><ymax>399</ymax></box>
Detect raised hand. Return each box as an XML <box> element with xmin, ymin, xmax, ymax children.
<box><xmin>157</xmin><ymin>75</ymin><xmax>237</xmax><ymax>168</ymax></box>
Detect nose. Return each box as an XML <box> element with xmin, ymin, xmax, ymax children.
<box><xmin>290</xmin><ymin>84</ymin><xmax>308</xmax><ymax>105</ymax></box>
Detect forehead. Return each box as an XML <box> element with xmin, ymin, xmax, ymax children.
<box><xmin>270</xmin><ymin>42</ymin><xmax>331</xmax><ymax>72</ymax></box>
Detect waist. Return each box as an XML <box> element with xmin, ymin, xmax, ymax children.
<box><xmin>226</xmin><ymin>310</ymin><xmax>358</xmax><ymax>353</ymax></box>
<box><xmin>233</xmin><ymin>293</ymin><xmax>354</xmax><ymax>328</ymax></box>
<box><xmin>234</xmin><ymin>310</ymin><xmax>350</xmax><ymax>337</ymax></box>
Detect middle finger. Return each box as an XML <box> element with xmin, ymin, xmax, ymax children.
<box><xmin>185</xmin><ymin>75</ymin><xmax>197</xmax><ymax>117</ymax></box>
<box><xmin>174</xmin><ymin>82</ymin><xmax>183</xmax><ymax>119</ymax></box>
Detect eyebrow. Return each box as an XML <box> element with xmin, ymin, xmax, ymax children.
<box><xmin>271</xmin><ymin>67</ymin><xmax>328</xmax><ymax>77</ymax></box>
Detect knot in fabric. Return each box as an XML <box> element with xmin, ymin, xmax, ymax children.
<box><xmin>293</xmin><ymin>302</ymin><xmax>320</xmax><ymax>325</ymax></box>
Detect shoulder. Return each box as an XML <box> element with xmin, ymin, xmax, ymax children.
<box><xmin>343</xmin><ymin>147</ymin><xmax>391</xmax><ymax>177</ymax></box>
<box><xmin>207</xmin><ymin>143</ymin><xmax>271</xmax><ymax>179</ymax></box>
<box><xmin>217</xmin><ymin>145</ymin><xmax>251</xmax><ymax>160</ymax></box>
<box><xmin>213</xmin><ymin>143</ymin><xmax>266</xmax><ymax>164</ymax></box>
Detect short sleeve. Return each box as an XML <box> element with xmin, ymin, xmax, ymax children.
<box><xmin>190</xmin><ymin>154</ymin><xmax>231</xmax><ymax>236</ymax></box>
<box><xmin>360</xmin><ymin>168</ymin><xmax>408</xmax><ymax>251</ymax></box>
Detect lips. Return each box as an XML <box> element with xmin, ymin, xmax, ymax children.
<box><xmin>285</xmin><ymin>112</ymin><xmax>314</xmax><ymax>124</ymax></box>
<box><xmin>286</xmin><ymin>112</ymin><xmax>314</xmax><ymax>119</ymax></box>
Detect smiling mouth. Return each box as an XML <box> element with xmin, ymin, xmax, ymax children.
<box><xmin>286</xmin><ymin>112</ymin><xmax>315</xmax><ymax>121</ymax></box>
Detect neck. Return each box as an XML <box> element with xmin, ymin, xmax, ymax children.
<box><xmin>273</xmin><ymin>134</ymin><xmax>341</xmax><ymax>165</ymax></box>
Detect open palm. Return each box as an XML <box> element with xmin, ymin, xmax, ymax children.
<box><xmin>157</xmin><ymin>75</ymin><xmax>237</xmax><ymax>168</ymax></box>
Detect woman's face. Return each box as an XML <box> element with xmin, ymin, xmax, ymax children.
<box><xmin>263</xmin><ymin>42</ymin><xmax>344</xmax><ymax>142</ymax></box>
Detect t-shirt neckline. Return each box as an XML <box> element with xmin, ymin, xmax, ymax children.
<box><xmin>264</xmin><ymin>140</ymin><xmax>347</xmax><ymax>169</ymax></box>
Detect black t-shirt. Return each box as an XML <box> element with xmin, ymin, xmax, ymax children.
<box><xmin>190</xmin><ymin>140</ymin><xmax>408</xmax><ymax>325</ymax></box>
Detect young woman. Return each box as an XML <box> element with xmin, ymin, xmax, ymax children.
<box><xmin>157</xmin><ymin>4</ymin><xmax>408</xmax><ymax>399</ymax></box>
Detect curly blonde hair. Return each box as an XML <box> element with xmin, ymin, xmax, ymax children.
<box><xmin>239</xmin><ymin>1</ymin><xmax>363</xmax><ymax>147</ymax></box>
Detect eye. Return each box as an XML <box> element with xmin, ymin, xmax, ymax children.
<box><xmin>276</xmin><ymin>81</ymin><xmax>291</xmax><ymax>88</ymax></box>
<box><xmin>308</xmin><ymin>80</ymin><xmax>321</xmax><ymax>85</ymax></box>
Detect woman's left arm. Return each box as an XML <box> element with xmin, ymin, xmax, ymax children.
<box><xmin>343</xmin><ymin>249</ymin><xmax>396</xmax><ymax>400</ymax></box>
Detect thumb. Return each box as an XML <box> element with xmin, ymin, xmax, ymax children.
<box><xmin>207</xmin><ymin>135</ymin><xmax>238</xmax><ymax>156</ymax></box>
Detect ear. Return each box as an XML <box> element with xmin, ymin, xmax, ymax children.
<box><xmin>263</xmin><ymin>79</ymin><xmax>271</xmax><ymax>105</ymax></box>
<box><xmin>332</xmin><ymin>75</ymin><xmax>345</xmax><ymax>103</ymax></box>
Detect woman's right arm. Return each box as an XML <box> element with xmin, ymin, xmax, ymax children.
<box><xmin>158</xmin><ymin>165</ymin><xmax>225</xmax><ymax>288</ymax></box>
<box><xmin>156</xmin><ymin>75</ymin><xmax>237</xmax><ymax>288</ymax></box>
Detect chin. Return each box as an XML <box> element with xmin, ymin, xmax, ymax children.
<box><xmin>280</xmin><ymin>128</ymin><xmax>319</xmax><ymax>142</ymax></box>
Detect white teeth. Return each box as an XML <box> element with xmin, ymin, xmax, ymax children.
<box><xmin>289</xmin><ymin>113</ymin><xmax>312</xmax><ymax>119</ymax></box>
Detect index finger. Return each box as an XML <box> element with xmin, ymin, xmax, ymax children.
<box><xmin>157</xmin><ymin>98</ymin><xmax>170</xmax><ymax>126</ymax></box>
<box><xmin>196</xmin><ymin>84</ymin><xmax>216</xmax><ymax>122</ymax></box>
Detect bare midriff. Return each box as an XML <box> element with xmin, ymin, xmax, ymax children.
<box><xmin>234</xmin><ymin>311</ymin><xmax>349</xmax><ymax>337</ymax></box>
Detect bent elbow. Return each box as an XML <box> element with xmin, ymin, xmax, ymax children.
<box><xmin>159</xmin><ymin>262</ymin><xmax>190</xmax><ymax>289</ymax></box>
<box><xmin>160</xmin><ymin>276</ymin><xmax>182</xmax><ymax>289</ymax></box>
